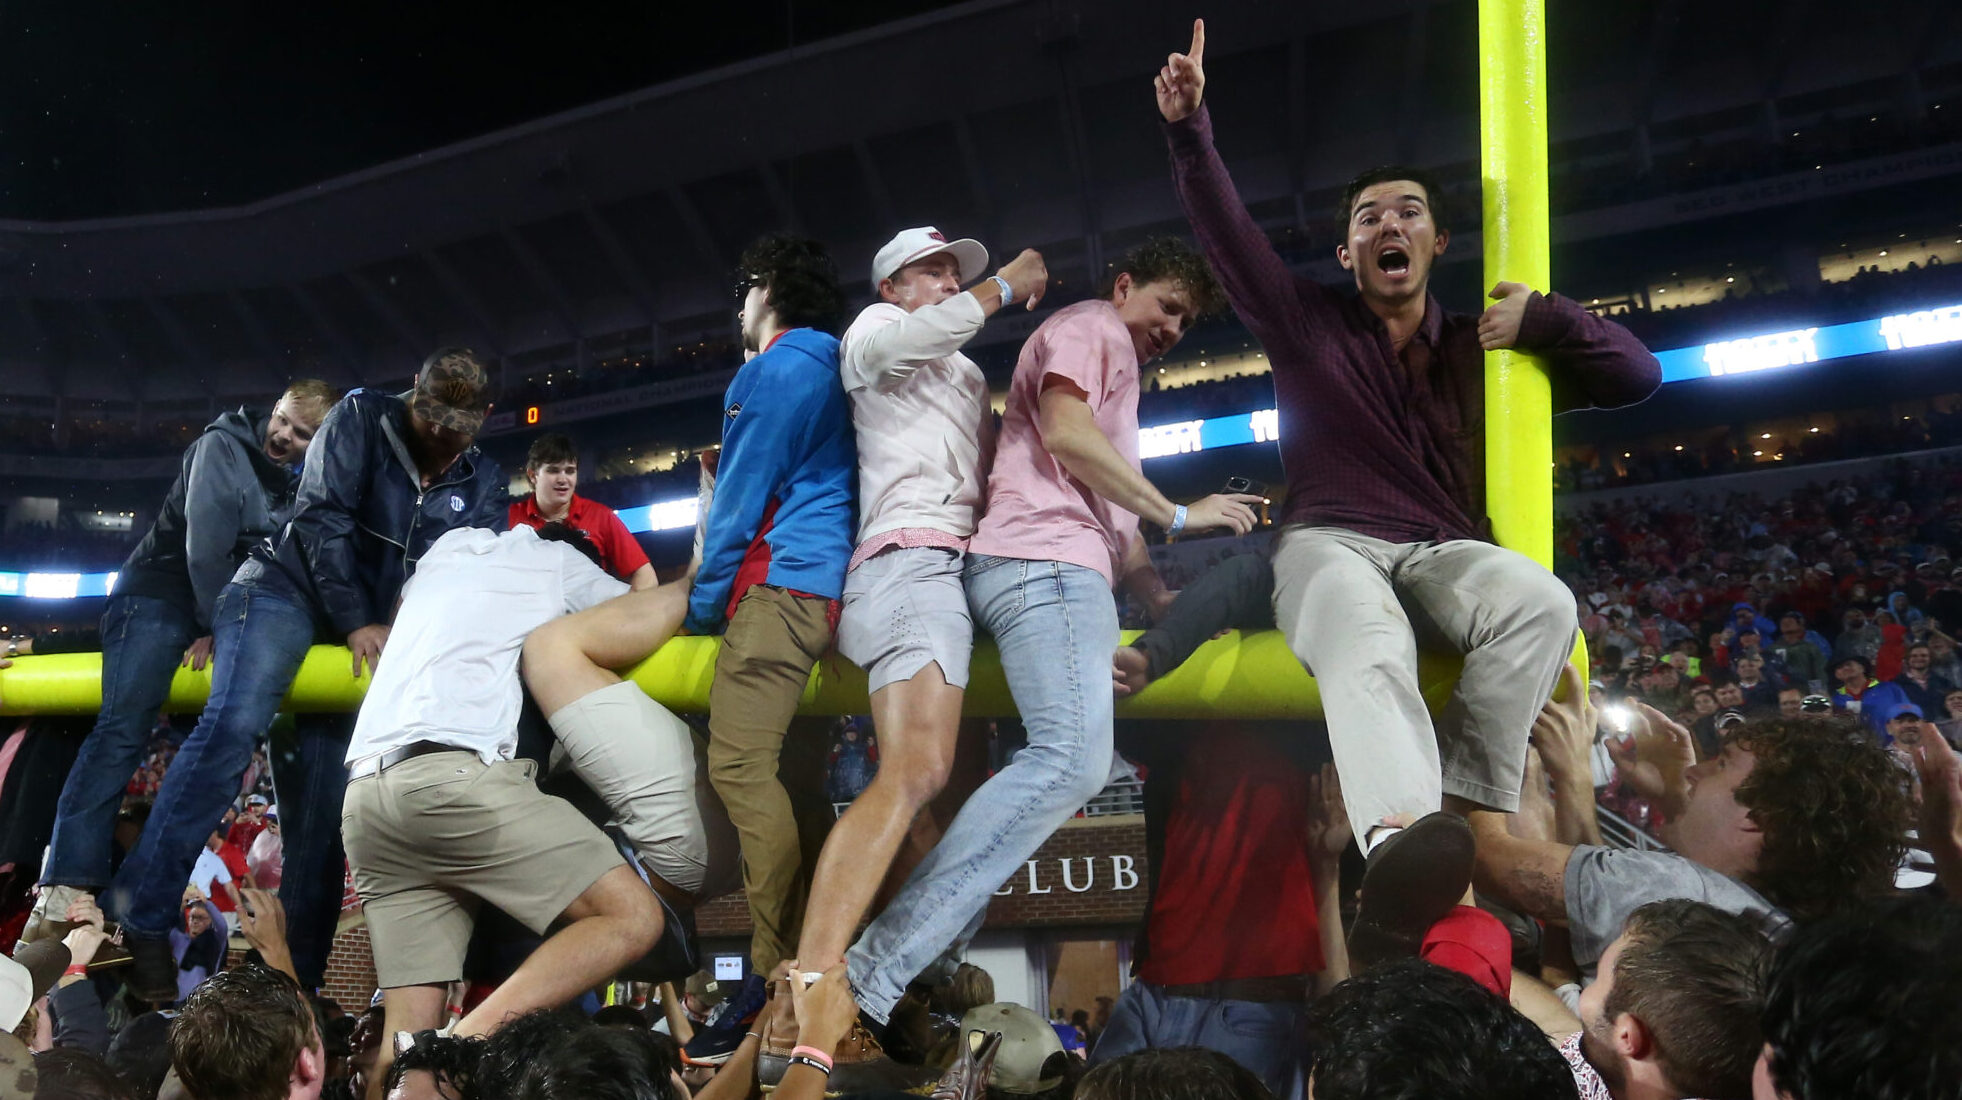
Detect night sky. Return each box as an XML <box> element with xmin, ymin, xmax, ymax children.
<box><xmin>0</xmin><ymin>0</ymin><xmax>956</xmax><ymax>221</ymax></box>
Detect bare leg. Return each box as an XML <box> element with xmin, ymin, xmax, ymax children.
<box><xmin>368</xmin><ymin>984</ymin><xmax>444</xmax><ymax>1100</ymax></box>
<box><xmin>793</xmin><ymin>663</ymin><xmax>964</xmax><ymax>972</ymax></box>
<box><xmin>453</xmin><ymin>865</ymin><xmax>660</xmax><ymax>1037</ymax></box>
<box><xmin>522</xmin><ymin>583</ymin><xmax>690</xmax><ymax>717</ymax></box>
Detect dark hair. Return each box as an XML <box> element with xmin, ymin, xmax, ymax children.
<box><xmin>526</xmin><ymin>432</ymin><xmax>578</xmax><ymax>470</ymax></box>
<box><xmin>1336</xmin><ymin>166</ymin><xmax>1450</xmax><ymax>236</ymax></box>
<box><xmin>1602</xmin><ymin>900</ymin><xmax>1773</xmax><ymax>1099</ymax></box>
<box><xmin>737</xmin><ymin>234</ymin><xmax>847</xmax><ymax>335</ymax></box>
<box><xmin>1100</xmin><ymin>236</ymin><xmax>1228</xmax><ymax>318</ymax></box>
<box><xmin>476</xmin><ymin>1010</ymin><xmax>587</xmax><ymax>1098</ymax></box>
<box><xmin>1726</xmin><ymin>715</ymin><xmax>1912</xmax><ymax>920</ymax></box>
<box><xmin>517</xmin><ymin>1025</ymin><xmax>685</xmax><ymax>1100</ymax></box>
<box><xmin>385</xmin><ymin>1034</ymin><xmax>484</xmax><ymax>1097</ymax></box>
<box><xmin>30</xmin><ymin>1048</ymin><xmax>137</xmax><ymax>1100</ymax></box>
<box><xmin>171</xmin><ymin>965</ymin><xmax>319</xmax><ymax>1100</ymax></box>
<box><xmin>535</xmin><ymin>521</ymin><xmax>603</xmax><ymax>569</ymax></box>
<box><xmin>1077</xmin><ymin>1047</ymin><xmax>1273</xmax><ymax>1100</ymax></box>
<box><xmin>1761</xmin><ymin>895</ymin><xmax>1962</xmax><ymax>1100</ymax></box>
<box><xmin>1305</xmin><ymin>960</ymin><xmax>1579</xmax><ymax>1100</ymax></box>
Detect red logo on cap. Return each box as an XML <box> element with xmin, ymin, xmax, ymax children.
<box><xmin>928</xmin><ymin>231</ymin><xmax>946</xmax><ymax>241</ymax></box>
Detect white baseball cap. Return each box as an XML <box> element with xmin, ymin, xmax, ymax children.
<box><xmin>1</xmin><ymin>941</ymin><xmax>69</xmax><ymax>1032</ymax></box>
<box><xmin>869</xmin><ymin>227</ymin><xmax>988</xmax><ymax>292</ymax></box>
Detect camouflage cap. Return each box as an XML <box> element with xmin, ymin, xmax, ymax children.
<box><xmin>410</xmin><ymin>347</ymin><xmax>492</xmax><ymax>435</ymax></box>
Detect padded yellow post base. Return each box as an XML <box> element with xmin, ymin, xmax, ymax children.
<box><xmin>0</xmin><ymin>630</ymin><xmax>1466</xmax><ymax>720</ymax></box>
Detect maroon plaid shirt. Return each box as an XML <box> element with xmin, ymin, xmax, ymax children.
<box><xmin>1167</xmin><ymin>105</ymin><xmax>1661</xmax><ymax>544</ymax></box>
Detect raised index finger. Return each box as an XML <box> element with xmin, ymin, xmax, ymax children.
<box><xmin>1189</xmin><ymin>18</ymin><xmax>1205</xmax><ymax>65</ymax></box>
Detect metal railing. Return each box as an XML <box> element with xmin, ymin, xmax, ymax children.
<box><xmin>1596</xmin><ymin>803</ymin><xmax>1670</xmax><ymax>852</ymax></box>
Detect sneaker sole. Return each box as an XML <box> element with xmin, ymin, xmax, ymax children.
<box><xmin>1349</xmin><ymin>812</ymin><xmax>1476</xmax><ymax>971</ymax></box>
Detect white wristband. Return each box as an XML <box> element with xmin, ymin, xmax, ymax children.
<box><xmin>1168</xmin><ymin>504</ymin><xmax>1189</xmax><ymax>538</ymax></box>
<box><xmin>991</xmin><ymin>275</ymin><xmax>1014</xmax><ymax>308</ymax></box>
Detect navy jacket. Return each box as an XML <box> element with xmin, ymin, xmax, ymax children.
<box><xmin>241</xmin><ymin>389</ymin><xmax>507</xmax><ymax>639</ymax></box>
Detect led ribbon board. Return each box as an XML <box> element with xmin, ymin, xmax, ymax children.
<box><xmin>1652</xmin><ymin>301</ymin><xmax>1962</xmax><ymax>383</ymax></box>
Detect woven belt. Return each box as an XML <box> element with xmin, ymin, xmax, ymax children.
<box><xmin>347</xmin><ymin>740</ymin><xmax>467</xmax><ymax>781</ymax></box>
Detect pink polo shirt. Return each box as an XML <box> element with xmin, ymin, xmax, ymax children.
<box><xmin>968</xmin><ymin>299</ymin><xmax>1141</xmax><ymax>586</ymax></box>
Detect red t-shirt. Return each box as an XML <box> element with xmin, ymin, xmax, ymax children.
<box><xmin>211</xmin><ymin>842</ymin><xmax>251</xmax><ymax>913</ymax></box>
<box><xmin>1137</xmin><ymin>727</ymin><xmax>1324</xmax><ymax>985</ymax></box>
<box><xmin>226</xmin><ymin>818</ymin><xmax>266</xmax><ymax>852</ymax></box>
<box><xmin>508</xmin><ymin>494</ymin><xmax>652</xmax><ymax>583</ymax></box>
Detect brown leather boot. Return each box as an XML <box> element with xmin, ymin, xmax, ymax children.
<box><xmin>825</xmin><ymin>1021</ymin><xmax>933</xmax><ymax>1095</ymax></box>
<box><xmin>755</xmin><ymin>977</ymin><xmax>800</xmax><ymax>1088</ymax></box>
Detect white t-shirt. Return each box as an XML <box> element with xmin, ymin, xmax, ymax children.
<box><xmin>189</xmin><ymin>847</ymin><xmax>233</xmax><ymax>899</ymax></box>
<box><xmin>347</xmin><ymin>526</ymin><xmax>628</xmax><ymax>768</ymax></box>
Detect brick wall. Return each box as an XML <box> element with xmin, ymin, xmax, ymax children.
<box><xmin>320</xmin><ymin>924</ymin><xmax>379</xmax><ymax>1009</ymax></box>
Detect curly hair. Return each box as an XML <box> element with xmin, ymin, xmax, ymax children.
<box><xmin>737</xmin><ymin>234</ymin><xmax>847</xmax><ymax>335</ymax></box>
<box><xmin>1727</xmin><ymin>715</ymin><xmax>1912</xmax><ymax>920</ymax></box>
<box><xmin>1100</xmin><ymin>236</ymin><xmax>1228</xmax><ymax>318</ymax></box>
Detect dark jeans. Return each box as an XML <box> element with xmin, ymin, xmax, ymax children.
<box><xmin>105</xmin><ymin>583</ymin><xmax>315</xmax><ymax>947</ymax></box>
<box><xmin>1091</xmin><ymin>980</ymin><xmax>1306</xmax><ymax>1100</ymax></box>
<box><xmin>267</xmin><ymin>711</ymin><xmax>355</xmax><ymax>988</ymax></box>
<box><xmin>1132</xmin><ymin>553</ymin><xmax>1275</xmax><ymax>678</ymax></box>
<box><xmin>42</xmin><ymin>594</ymin><xmax>201</xmax><ymax>889</ymax></box>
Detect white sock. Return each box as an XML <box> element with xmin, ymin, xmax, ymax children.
<box><xmin>1364</xmin><ymin>824</ymin><xmax>1404</xmax><ymax>856</ymax></box>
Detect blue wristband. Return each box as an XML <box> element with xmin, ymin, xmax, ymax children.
<box><xmin>1168</xmin><ymin>504</ymin><xmax>1188</xmax><ymax>537</ymax></box>
<box><xmin>992</xmin><ymin>275</ymin><xmax>1014</xmax><ymax>308</ymax></box>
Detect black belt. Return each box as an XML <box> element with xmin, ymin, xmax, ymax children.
<box><xmin>347</xmin><ymin>740</ymin><xmax>468</xmax><ymax>780</ymax></box>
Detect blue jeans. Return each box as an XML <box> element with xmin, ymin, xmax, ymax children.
<box><xmin>1091</xmin><ymin>981</ymin><xmax>1307</xmax><ymax>1100</ymax></box>
<box><xmin>846</xmin><ymin>555</ymin><xmax>1117</xmax><ymax>1021</ymax></box>
<box><xmin>268</xmin><ymin>711</ymin><xmax>355</xmax><ymax>988</ymax></box>
<box><xmin>41</xmin><ymin>594</ymin><xmax>201</xmax><ymax>889</ymax></box>
<box><xmin>106</xmin><ymin>582</ymin><xmax>317</xmax><ymax>943</ymax></box>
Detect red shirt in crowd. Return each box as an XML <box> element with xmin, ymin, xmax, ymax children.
<box><xmin>508</xmin><ymin>494</ymin><xmax>651</xmax><ymax>583</ymax></box>
<box><xmin>227</xmin><ymin>815</ymin><xmax>267</xmax><ymax>852</ymax></box>
<box><xmin>1137</xmin><ymin>726</ymin><xmax>1323</xmax><ymax>985</ymax></box>
<box><xmin>209</xmin><ymin>840</ymin><xmax>251</xmax><ymax>915</ymax></box>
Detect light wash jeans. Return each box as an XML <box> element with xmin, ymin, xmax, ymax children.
<box><xmin>1090</xmin><ymin>981</ymin><xmax>1307</xmax><ymax>1100</ymax></box>
<box><xmin>846</xmin><ymin>555</ymin><xmax>1117</xmax><ymax>1021</ymax></box>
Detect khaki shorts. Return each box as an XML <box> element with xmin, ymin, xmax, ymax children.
<box><xmin>342</xmin><ymin>751</ymin><xmax>624</xmax><ymax>989</ymax></box>
<box><xmin>546</xmin><ymin>681</ymin><xmax>743</xmax><ymax>900</ymax></box>
<box><xmin>838</xmin><ymin>546</ymin><xmax>973</xmax><ymax>692</ymax></box>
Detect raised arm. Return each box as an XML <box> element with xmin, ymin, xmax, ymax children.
<box><xmin>1159</xmin><ymin>19</ymin><xmax>1312</xmax><ymax>344</ymax></box>
<box><xmin>849</xmin><ymin>250</ymin><xmax>1048</xmax><ymax>394</ymax></box>
<box><xmin>1468</xmin><ymin>808</ymin><xmax>1575</xmax><ymax>926</ymax></box>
